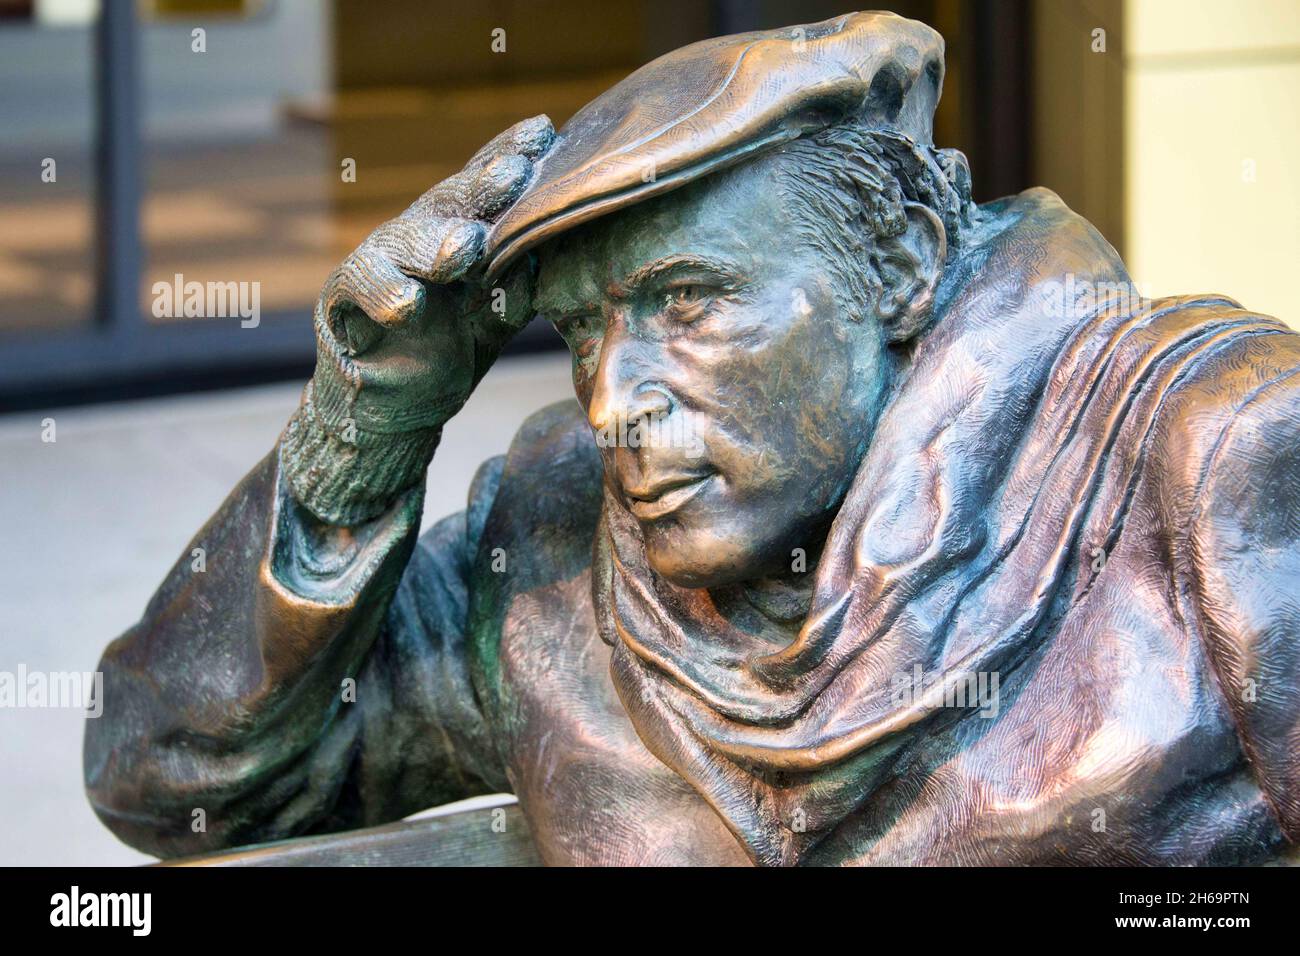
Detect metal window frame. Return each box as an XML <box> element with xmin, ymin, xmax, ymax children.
<box><xmin>0</xmin><ymin>3</ymin><xmax>318</xmax><ymax>409</ymax></box>
<box><xmin>0</xmin><ymin>2</ymin><xmax>555</xmax><ymax>411</ymax></box>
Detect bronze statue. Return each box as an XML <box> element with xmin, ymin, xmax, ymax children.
<box><xmin>85</xmin><ymin>12</ymin><xmax>1300</xmax><ymax>866</ymax></box>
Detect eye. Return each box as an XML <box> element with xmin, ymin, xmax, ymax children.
<box><xmin>553</xmin><ymin>313</ymin><xmax>602</xmax><ymax>358</ymax></box>
<box><xmin>553</xmin><ymin>312</ymin><xmax>595</xmax><ymax>337</ymax></box>
<box><xmin>663</xmin><ymin>283</ymin><xmax>711</xmax><ymax>321</ymax></box>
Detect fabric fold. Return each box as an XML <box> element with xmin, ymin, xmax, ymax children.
<box><xmin>592</xmin><ymin>188</ymin><xmax>1289</xmax><ymax>865</ymax></box>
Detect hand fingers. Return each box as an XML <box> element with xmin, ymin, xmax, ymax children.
<box><xmin>466</xmin><ymin>114</ymin><xmax>555</xmax><ymax>169</ymax></box>
<box><xmin>322</xmin><ymin>247</ymin><xmax>423</xmax><ymax>352</ymax></box>
<box><xmin>372</xmin><ymin>216</ymin><xmax>485</xmax><ymax>285</ymax></box>
<box><xmin>472</xmin><ymin>153</ymin><xmax>533</xmax><ymax>219</ymax></box>
<box><xmin>322</xmin><ymin>214</ymin><xmax>485</xmax><ymax>348</ymax></box>
<box><xmin>406</xmin><ymin>115</ymin><xmax>554</xmax><ymax>221</ymax></box>
<box><xmin>325</xmin><ymin>112</ymin><xmax>552</xmax><ymax>344</ymax></box>
<box><xmin>411</xmin><ymin>153</ymin><xmax>530</xmax><ymax>224</ymax></box>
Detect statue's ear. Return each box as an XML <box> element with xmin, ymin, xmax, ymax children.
<box><xmin>871</xmin><ymin>202</ymin><xmax>946</xmax><ymax>343</ymax></box>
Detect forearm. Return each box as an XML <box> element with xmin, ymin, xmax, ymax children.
<box><xmin>84</xmin><ymin>436</ymin><xmax>428</xmax><ymax>857</ymax></box>
<box><xmin>84</xmin><ymin>111</ymin><xmax>552</xmax><ymax>856</ymax></box>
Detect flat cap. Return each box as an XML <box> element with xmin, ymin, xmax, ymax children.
<box><xmin>485</xmin><ymin>10</ymin><xmax>945</xmax><ymax>278</ymax></box>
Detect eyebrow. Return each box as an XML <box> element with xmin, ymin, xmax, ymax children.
<box><xmin>616</xmin><ymin>254</ymin><xmax>746</xmax><ymax>297</ymax></box>
<box><xmin>535</xmin><ymin>253</ymin><xmax>747</xmax><ymax>317</ymax></box>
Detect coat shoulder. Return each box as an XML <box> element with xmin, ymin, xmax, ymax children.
<box><xmin>492</xmin><ymin>399</ymin><xmax>604</xmax><ymax>551</ymax></box>
<box><xmin>1157</xmin><ymin>324</ymin><xmax>1300</xmax><ymax>843</ymax></box>
<box><xmin>449</xmin><ymin>399</ymin><xmax>603</xmax><ymax>563</ymax></box>
<box><xmin>463</xmin><ymin>400</ymin><xmax>604</xmax><ymax>706</ymax></box>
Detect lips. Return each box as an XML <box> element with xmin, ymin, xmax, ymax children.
<box><xmin>625</xmin><ymin>473</ymin><xmax>713</xmax><ymax>521</ymax></box>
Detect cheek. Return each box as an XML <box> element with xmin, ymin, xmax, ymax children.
<box><xmin>711</xmin><ymin>284</ymin><xmax>858</xmax><ymax>478</ymax></box>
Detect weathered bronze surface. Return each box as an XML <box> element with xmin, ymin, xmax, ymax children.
<box><xmin>85</xmin><ymin>12</ymin><xmax>1300</xmax><ymax>866</ymax></box>
<box><xmin>160</xmin><ymin>805</ymin><xmax>541</xmax><ymax>868</ymax></box>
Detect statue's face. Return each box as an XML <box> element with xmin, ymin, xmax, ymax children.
<box><xmin>534</xmin><ymin>157</ymin><xmax>892</xmax><ymax>588</ymax></box>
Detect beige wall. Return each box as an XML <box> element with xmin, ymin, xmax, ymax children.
<box><xmin>1124</xmin><ymin>0</ymin><xmax>1299</xmax><ymax>324</ymax></box>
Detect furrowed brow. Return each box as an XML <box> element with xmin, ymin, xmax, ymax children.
<box><xmin>616</xmin><ymin>254</ymin><xmax>745</xmax><ymax>297</ymax></box>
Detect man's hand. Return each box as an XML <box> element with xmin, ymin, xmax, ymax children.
<box><xmin>282</xmin><ymin>115</ymin><xmax>556</xmax><ymax>525</ymax></box>
<box><xmin>318</xmin><ymin>114</ymin><xmax>556</xmax><ymax>435</ymax></box>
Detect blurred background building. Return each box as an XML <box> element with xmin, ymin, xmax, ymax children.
<box><xmin>0</xmin><ymin>0</ymin><xmax>1296</xmax><ymax>864</ymax></box>
<box><xmin>1</xmin><ymin>0</ymin><xmax>1292</xmax><ymax>407</ymax></box>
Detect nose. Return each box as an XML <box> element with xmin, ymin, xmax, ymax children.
<box><xmin>587</xmin><ymin>325</ymin><xmax>673</xmax><ymax>432</ymax></box>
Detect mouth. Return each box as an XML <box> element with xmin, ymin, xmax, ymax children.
<box><xmin>625</xmin><ymin>473</ymin><xmax>713</xmax><ymax>521</ymax></box>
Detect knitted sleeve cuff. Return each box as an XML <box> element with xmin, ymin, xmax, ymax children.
<box><xmin>279</xmin><ymin>380</ymin><xmax>441</xmax><ymax>527</ymax></box>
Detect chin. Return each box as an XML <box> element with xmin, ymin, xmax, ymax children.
<box><xmin>642</xmin><ymin>524</ymin><xmax>769</xmax><ymax>589</ymax></box>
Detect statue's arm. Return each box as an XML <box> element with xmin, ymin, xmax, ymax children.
<box><xmin>1189</xmin><ymin>349</ymin><xmax>1300</xmax><ymax>846</ymax></box>
<box><xmin>83</xmin><ymin>444</ymin><xmax>508</xmax><ymax>859</ymax></box>
<box><xmin>82</xmin><ymin>115</ymin><xmax>554</xmax><ymax>858</ymax></box>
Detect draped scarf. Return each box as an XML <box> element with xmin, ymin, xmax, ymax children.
<box><xmin>591</xmin><ymin>189</ymin><xmax>1283</xmax><ymax>865</ymax></box>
